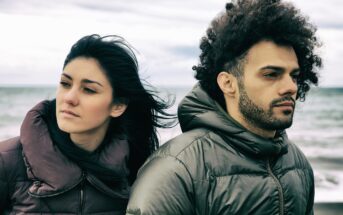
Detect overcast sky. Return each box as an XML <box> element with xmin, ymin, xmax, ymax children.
<box><xmin>0</xmin><ymin>0</ymin><xmax>342</xmax><ymax>87</ymax></box>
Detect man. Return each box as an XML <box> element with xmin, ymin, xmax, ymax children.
<box><xmin>126</xmin><ymin>0</ymin><xmax>322</xmax><ymax>214</ymax></box>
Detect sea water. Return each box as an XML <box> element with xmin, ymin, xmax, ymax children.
<box><xmin>0</xmin><ymin>86</ymin><xmax>342</xmax><ymax>202</ymax></box>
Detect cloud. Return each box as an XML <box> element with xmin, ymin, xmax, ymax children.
<box><xmin>317</xmin><ymin>28</ymin><xmax>343</xmax><ymax>87</ymax></box>
<box><xmin>291</xmin><ymin>0</ymin><xmax>343</xmax><ymax>29</ymax></box>
<box><xmin>0</xmin><ymin>0</ymin><xmax>342</xmax><ymax>87</ymax></box>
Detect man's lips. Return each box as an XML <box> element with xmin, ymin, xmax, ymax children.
<box><xmin>274</xmin><ymin>101</ymin><xmax>294</xmax><ymax>107</ymax></box>
<box><xmin>273</xmin><ymin>101</ymin><xmax>295</xmax><ymax>111</ymax></box>
<box><xmin>61</xmin><ymin>110</ymin><xmax>80</xmax><ymax>117</ymax></box>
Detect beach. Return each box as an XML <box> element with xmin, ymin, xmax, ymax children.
<box><xmin>1</xmin><ymin>86</ymin><xmax>343</xmax><ymax>213</ymax></box>
<box><xmin>315</xmin><ymin>202</ymin><xmax>343</xmax><ymax>215</ymax></box>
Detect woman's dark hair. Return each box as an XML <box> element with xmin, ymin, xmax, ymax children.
<box><xmin>63</xmin><ymin>34</ymin><xmax>175</xmax><ymax>183</ymax></box>
<box><xmin>193</xmin><ymin>0</ymin><xmax>322</xmax><ymax>107</ymax></box>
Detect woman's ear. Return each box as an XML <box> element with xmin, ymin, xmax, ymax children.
<box><xmin>217</xmin><ymin>71</ymin><xmax>237</xmax><ymax>97</ymax></box>
<box><xmin>110</xmin><ymin>103</ymin><xmax>128</xmax><ymax>117</ymax></box>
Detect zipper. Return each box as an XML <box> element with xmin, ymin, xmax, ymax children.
<box><xmin>79</xmin><ymin>172</ymin><xmax>86</xmax><ymax>215</ymax></box>
<box><xmin>266</xmin><ymin>159</ymin><xmax>284</xmax><ymax>215</ymax></box>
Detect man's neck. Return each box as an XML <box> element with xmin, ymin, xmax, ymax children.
<box><xmin>235</xmin><ymin>114</ymin><xmax>276</xmax><ymax>138</ymax></box>
<box><xmin>226</xmin><ymin>106</ymin><xmax>276</xmax><ymax>139</ymax></box>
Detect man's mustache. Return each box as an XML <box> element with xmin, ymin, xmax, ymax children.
<box><xmin>271</xmin><ymin>96</ymin><xmax>296</xmax><ymax>107</ymax></box>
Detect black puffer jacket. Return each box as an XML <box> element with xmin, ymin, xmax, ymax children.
<box><xmin>0</xmin><ymin>101</ymin><xmax>130</xmax><ymax>214</ymax></box>
<box><xmin>127</xmin><ymin>84</ymin><xmax>314</xmax><ymax>215</ymax></box>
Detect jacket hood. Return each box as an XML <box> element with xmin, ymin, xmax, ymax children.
<box><xmin>20</xmin><ymin>100</ymin><xmax>129</xmax><ymax>199</ymax></box>
<box><xmin>178</xmin><ymin>84</ymin><xmax>288</xmax><ymax>157</ymax></box>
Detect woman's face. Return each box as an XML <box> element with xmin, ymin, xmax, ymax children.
<box><xmin>56</xmin><ymin>57</ymin><xmax>125</xmax><ymax>138</ymax></box>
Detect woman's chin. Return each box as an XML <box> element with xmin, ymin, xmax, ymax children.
<box><xmin>57</xmin><ymin>120</ymin><xmax>75</xmax><ymax>133</ymax></box>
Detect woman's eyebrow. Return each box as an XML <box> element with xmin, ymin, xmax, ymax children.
<box><xmin>82</xmin><ymin>79</ymin><xmax>103</xmax><ymax>87</ymax></box>
<box><xmin>62</xmin><ymin>73</ymin><xmax>103</xmax><ymax>87</ymax></box>
<box><xmin>61</xmin><ymin>73</ymin><xmax>72</xmax><ymax>80</ymax></box>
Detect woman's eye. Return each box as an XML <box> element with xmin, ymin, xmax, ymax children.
<box><xmin>60</xmin><ymin>81</ymin><xmax>71</xmax><ymax>88</ymax></box>
<box><xmin>84</xmin><ymin>88</ymin><xmax>96</xmax><ymax>94</ymax></box>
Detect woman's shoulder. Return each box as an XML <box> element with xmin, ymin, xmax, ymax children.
<box><xmin>0</xmin><ymin>136</ymin><xmax>22</xmax><ymax>154</ymax></box>
<box><xmin>0</xmin><ymin>137</ymin><xmax>25</xmax><ymax>178</ymax></box>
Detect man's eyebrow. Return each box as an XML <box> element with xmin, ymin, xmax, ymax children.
<box><xmin>260</xmin><ymin>65</ymin><xmax>300</xmax><ymax>73</ymax></box>
<box><xmin>260</xmin><ymin>66</ymin><xmax>285</xmax><ymax>72</ymax></box>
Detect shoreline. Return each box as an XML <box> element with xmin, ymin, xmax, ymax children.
<box><xmin>314</xmin><ymin>202</ymin><xmax>343</xmax><ymax>215</ymax></box>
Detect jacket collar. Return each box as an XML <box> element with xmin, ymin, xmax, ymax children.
<box><xmin>20</xmin><ymin>100</ymin><xmax>129</xmax><ymax>198</ymax></box>
<box><xmin>178</xmin><ymin>84</ymin><xmax>288</xmax><ymax>158</ymax></box>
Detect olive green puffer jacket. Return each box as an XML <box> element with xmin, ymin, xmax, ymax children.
<box><xmin>126</xmin><ymin>84</ymin><xmax>314</xmax><ymax>215</ymax></box>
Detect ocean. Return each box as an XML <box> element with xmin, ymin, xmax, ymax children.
<box><xmin>0</xmin><ymin>86</ymin><xmax>342</xmax><ymax>203</ymax></box>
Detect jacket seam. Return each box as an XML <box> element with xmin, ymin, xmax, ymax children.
<box><xmin>0</xmin><ymin>148</ymin><xmax>20</xmax><ymax>153</ymax></box>
<box><xmin>0</xmin><ymin>153</ymin><xmax>9</xmax><ymax>185</ymax></box>
<box><xmin>149</xmin><ymin>154</ymin><xmax>194</xmax><ymax>183</ymax></box>
<box><xmin>144</xmin><ymin>129</ymin><xmax>210</xmax><ymax>172</ymax></box>
<box><xmin>148</xmin><ymin>154</ymin><xmax>196</xmax><ymax>204</ymax></box>
<box><xmin>173</xmin><ymin>131</ymin><xmax>212</xmax><ymax>210</ymax></box>
<box><xmin>174</xmin><ymin>130</ymin><xmax>211</xmax><ymax>158</ymax></box>
<box><xmin>0</xmin><ymin>140</ymin><xmax>23</xmax><ymax>199</ymax></box>
<box><xmin>280</xmin><ymin>167</ymin><xmax>312</xmax><ymax>176</ymax></box>
<box><xmin>0</xmin><ymin>138</ymin><xmax>21</xmax><ymax>187</ymax></box>
<box><xmin>213</xmin><ymin>172</ymin><xmax>267</xmax><ymax>178</ymax></box>
<box><xmin>142</xmin><ymin>131</ymin><xmax>211</xmax><ymax>211</ymax></box>
<box><xmin>0</xmin><ymin>152</ymin><xmax>10</xmax><ymax>208</ymax></box>
<box><xmin>0</xmin><ymin>137</ymin><xmax>21</xmax><ymax>153</ymax></box>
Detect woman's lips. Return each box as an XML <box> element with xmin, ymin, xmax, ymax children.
<box><xmin>61</xmin><ymin>110</ymin><xmax>80</xmax><ymax>117</ymax></box>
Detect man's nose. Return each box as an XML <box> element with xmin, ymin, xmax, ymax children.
<box><xmin>279</xmin><ymin>75</ymin><xmax>298</xmax><ymax>96</ymax></box>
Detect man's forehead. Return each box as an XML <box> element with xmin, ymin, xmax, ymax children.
<box><xmin>244</xmin><ymin>40</ymin><xmax>299</xmax><ymax>70</ymax></box>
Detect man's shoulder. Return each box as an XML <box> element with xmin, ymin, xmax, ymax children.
<box><xmin>285</xmin><ymin>140</ymin><xmax>313</xmax><ymax>169</ymax></box>
<box><xmin>155</xmin><ymin>128</ymin><xmax>211</xmax><ymax>157</ymax></box>
<box><xmin>287</xmin><ymin>141</ymin><xmax>307</xmax><ymax>157</ymax></box>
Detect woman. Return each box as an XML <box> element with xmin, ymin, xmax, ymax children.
<box><xmin>0</xmin><ymin>34</ymin><xmax>174</xmax><ymax>214</ymax></box>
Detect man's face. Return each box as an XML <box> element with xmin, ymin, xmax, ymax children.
<box><xmin>237</xmin><ymin>40</ymin><xmax>300</xmax><ymax>131</ymax></box>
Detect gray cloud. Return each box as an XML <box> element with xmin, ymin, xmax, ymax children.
<box><xmin>168</xmin><ymin>45</ymin><xmax>200</xmax><ymax>58</ymax></box>
<box><xmin>0</xmin><ymin>0</ymin><xmax>341</xmax><ymax>87</ymax></box>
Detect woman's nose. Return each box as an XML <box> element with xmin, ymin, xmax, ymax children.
<box><xmin>64</xmin><ymin>87</ymin><xmax>79</xmax><ymax>106</ymax></box>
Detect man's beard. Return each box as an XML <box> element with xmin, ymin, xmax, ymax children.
<box><xmin>238</xmin><ymin>84</ymin><xmax>295</xmax><ymax>131</ymax></box>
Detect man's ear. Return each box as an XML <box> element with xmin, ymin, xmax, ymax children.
<box><xmin>110</xmin><ymin>103</ymin><xmax>128</xmax><ymax>118</ymax></box>
<box><xmin>217</xmin><ymin>71</ymin><xmax>237</xmax><ymax>97</ymax></box>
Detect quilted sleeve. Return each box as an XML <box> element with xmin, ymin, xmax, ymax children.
<box><xmin>126</xmin><ymin>155</ymin><xmax>194</xmax><ymax>215</ymax></box>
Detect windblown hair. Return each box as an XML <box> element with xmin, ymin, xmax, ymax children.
<box><xmin>64</xmin><ymin>34</ymin><xmax>175</xmax><ymax>183</ymax></box>
<box><xmin>193</xmin><ymin>0</ymin><xmax>322</xmax><ymax>106</ymax></box>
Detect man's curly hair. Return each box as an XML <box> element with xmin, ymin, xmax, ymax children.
<box><xmin>193</xmin><ymin>0</ymin><xmax>322</xmax><ymax>107</ymax></box>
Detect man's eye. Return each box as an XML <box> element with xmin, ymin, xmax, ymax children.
<box><xmin>291</xmin><ymin>73</ymin><xmax>300</xmax><ymax>80</ymax></box>
<box><xmin>264</xmin><ymin>72</ymin><xmax>278</xmax><ymax>78</ymax></box>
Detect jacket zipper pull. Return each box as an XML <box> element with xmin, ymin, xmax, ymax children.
<box><xmin>79</xmin><ymin>171</ymin><xmax>86</xmax><ymax>214</ymax></box>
